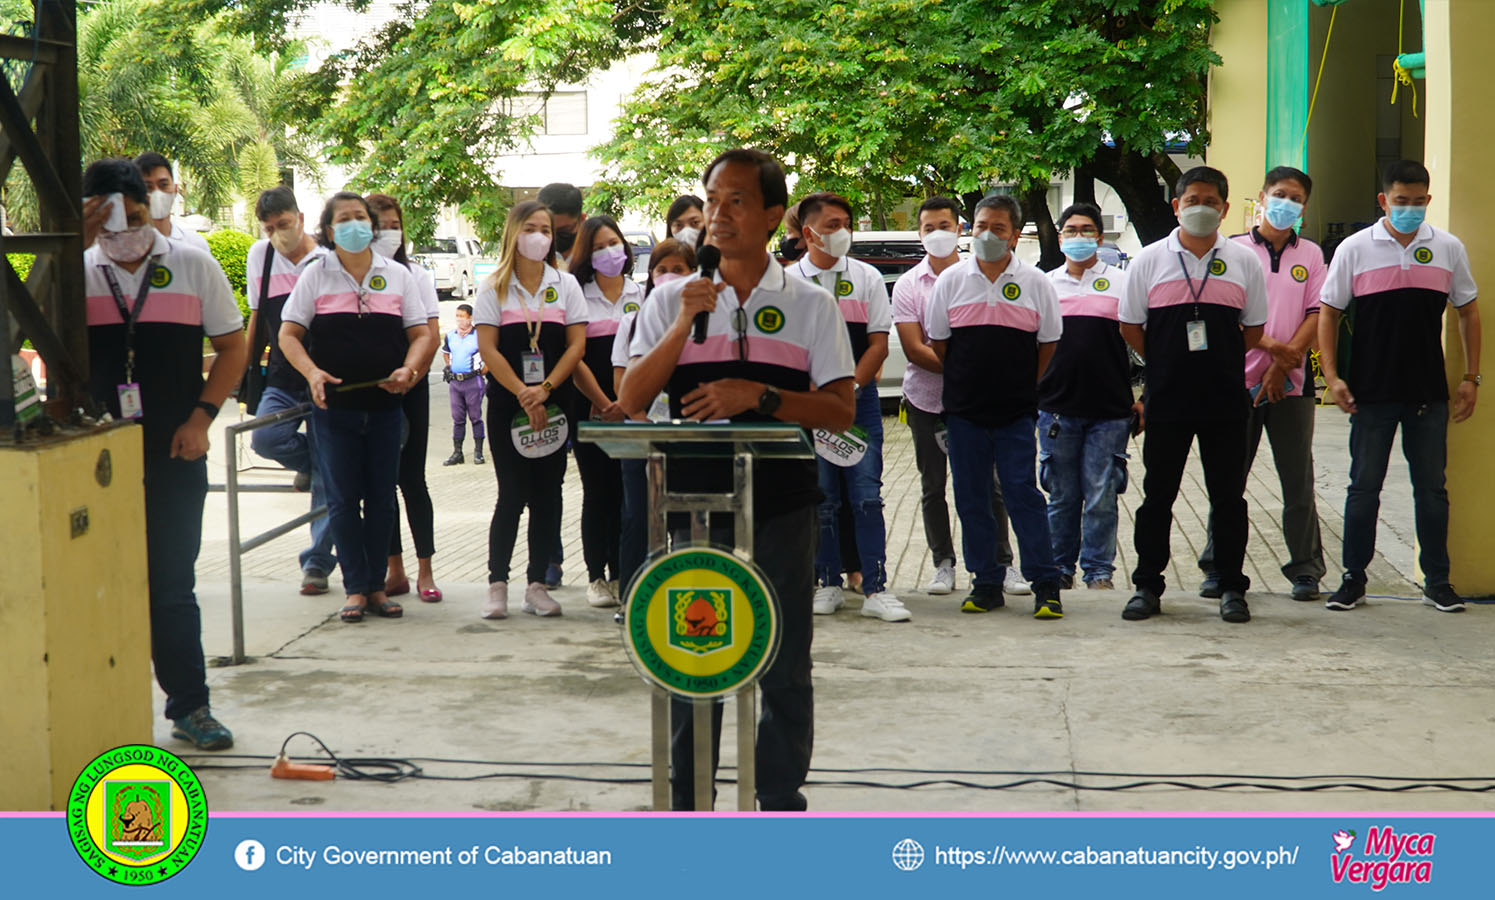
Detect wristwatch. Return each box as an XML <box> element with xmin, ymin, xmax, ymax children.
<box><xmin>756</xmin><ymin>385</ymin><xmax>782</xmax><ymax>416</ymax></box>
<box><xmin>194</xmin><ymin>400</ymin><xmax>220</xmax><ymax>419</ymax></box>
<box><xmin>1464</xmin><ymin>374</ymin><xmax>1482</xmax><ymax>387</ymax></box>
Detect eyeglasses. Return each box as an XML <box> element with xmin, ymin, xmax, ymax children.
<box><xmin>732</xmin><ymin>306</ymin><xmax>749</xmax><ymax>363</ymax></box>
<box><xmin>1059</xmin><ymin>226</ymin><xmax>1100</xmax><ymax>238</ymax></box>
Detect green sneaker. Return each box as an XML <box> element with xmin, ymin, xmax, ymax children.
<box><xmin>171</xmin><ymin>706</ymin><xmax>234</xmax><ymax>751</ymax></box>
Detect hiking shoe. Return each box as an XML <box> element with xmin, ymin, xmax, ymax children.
<box><xmin>171</xmin><ymin>706</ymin><xmax>233</xmax><ymax>751</ymax></box>
<box><xmin>1033</xmin><ymin>584</ymin><xmax>1064</xmax><ymax>620</ymax></box>
<box><xmin>300</xmin><ymin>569</ymin><xmax>329</xmax><ymax>596</ymax></box>
<box><xmin>813</xmin><ymin>585</ymin><xmax>844</xmax><ymax>615</ymax></box>
<box><xmin>1003</xmin><ymin>569</ymin><xmax>1031</xmax><ymax>595</ymax></box>
<box><xmin>925</xmin><ymin>562</ymin><xmax>956</xmax><ymax>595</ymax></box>
<box><xmin>961</xmin><ymin>585</ymin><xmax>1004</xmax><ymax>613</ymax></box>
<box><xmin>1057</xmin><ymin>573</ymin><xmax>1074</xmax><ymax>591</ymax></box>
<box><xmin>1087</xmin><ymin>578</ymin><xmax>1114</xmax><ymax>590</ymax></box>
<box><xmin>1291</xmin><ymin>577</ymin><xmax>1321</xmax><ymax>602</ymax></box>
<box><xmin>544</xmin><ymin>563</ymin><xmax>563</xmax><ymax>588</ymax></box>
<box><xmin>1325</xmin><ymin>578</ymin><xmax>1366</xmax><ymax>611</ymax></box>
<box><xmin>1122</xmin><ymin>589</ymin><xmax>1161</xmax><ymax>621</ymax></box>
<box><xmin>861</xmin><ymin>591</ymin><xmax>912</xmax><ymax>622</ymax></box>
<box><xmin>482</xmin><ymin>582</ymin><xmax>508</xmax><ymax>619</ymax></box>
<box><xmin>1219</xmin><ymin>590</ymin><xmax>1251</xmax><ymax>623</ymax></box>
<box><xmin>293</xmin><ymin>470</ymin><xmax>312</xmax><ymax>492</ymax></box>
<box><xmin>1198</xmin><ymin>574</ymin><xmax>1223</xmax><ymax>599</ymax></box>
<box><xmin>1422</xmin><ymin>583</ymin><xmax>1467</xmax><ymax>613</ymax></box>
<box><xmin>587</xmin><ymin>578</ymin><xmax>619</xmax><ymax>609</ymax></box>
<box><xmin>523</xmin><ymin>582</ymin><xmax>562</xmax><ymax>617</ymax></box>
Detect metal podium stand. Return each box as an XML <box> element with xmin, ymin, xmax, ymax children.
<box><xmin>577</xmin><ymin>422</ymin><xmax>813</xmax><ymax>811</ymax></box>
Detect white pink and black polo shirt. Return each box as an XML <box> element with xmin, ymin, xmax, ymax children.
<box><xmin>246</xmin><ymin>238</ymin><xmax>329</xmax><ymax>390</ymax></box>
<box><xmin>579</xmin><ymin>277</ymin><xmax>644</xmax><ymax>403</ymax></box>
<box><xmin>1039</xmin><ymin>260</ymin><xmax>1132</xmax><ymax>420</ymax></box>
<box><xmin>788</xmin><ymin>254</ymin><xmax>891</xmax><ymax>365</ymax></box>
<box><xmin>472</xmin><ymin>264</ymin><xmax>589</xmax><ymax>417</ymax></box>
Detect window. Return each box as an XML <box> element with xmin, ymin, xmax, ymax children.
<box><xmin>510</xmin><ymin>91</ymin><xmax>588</xmax><ymax>136</ymax></box>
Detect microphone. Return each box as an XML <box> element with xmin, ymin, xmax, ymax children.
<box><xmin>692</xmin><ymin>245</ymin><xmax>721</xmax><ymax>344</ymax></box>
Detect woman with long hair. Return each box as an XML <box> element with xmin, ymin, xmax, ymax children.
<box><xmin>664</xmin><ymin>194</ymin><xmax>705</xmax><ymax>249</ymax></box>
<box><xmin>278</xmin><ymin>192</ymin><xmax>434</xmax><ymax>622</ymax></box>
<box><xmin>473</xmin><ymin>200</ymin><xmax>588</xmax><ymax>619</ymax></box>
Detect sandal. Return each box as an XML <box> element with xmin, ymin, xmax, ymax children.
<box><xmin>366</xmin><ymin>595</ymin><xmax>403</xmax><ymax>618</ymax></box>
<box><xmin>420</xmin><ymin>588</ymin><xmax>443</xmax><ymax>603</ymax></box>
<box><xmin>339</xmin><ymin>602</ymin><xmax>365</xmax><ymax>623</ymax></box>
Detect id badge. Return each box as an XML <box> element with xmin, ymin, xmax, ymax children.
<box><xmin>117</xmin><ymin>383</ymin><xmax>143</xmax><ymax>419</ymax></box>
<box><xmin>521</xmin><ymin>351</ymin><xmax>544</xmax><ymax>385</ymax></box>
<box><xmin>1186</xmin><ymin>320</ymin><xmax>1208</xmax><ymax>353</ymax></box>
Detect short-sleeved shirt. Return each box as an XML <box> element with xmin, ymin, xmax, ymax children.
<box><xmin>1038</xmin><ymin>260</ymin><xmax>1132</xmax><ymax>420</ymax></box>
<box><xmin>409</xmin><ymin>262</ymin><xmax>440</xmax><ymax>319</ymax></box>
<box><xmin>246</xmin><ymin>238</ymin><xmax>329</xmax><ymax>389</ymax></box>
<box><xmin>578</xmin><ymin>278</ymin><xmax>644</xmax><ymax>405</ymax></box>
<box><xmin>471</xmin><ymin>265</ymin><xmax>588</xmax><ymax>419</ymax></box>
<box><xmin>1236</xmin><ymin>228</ymin><xmax>1324</xmax><ymax>396</ymax></box>
<box><xmin>444</xmin><ymin>328</ymin><xmax>483</xmax><ymax>374</ymax></box>
<box><xmin>281</xmin><ymin>250</ymin><xmax>428</xmax><ymax>411</ymax></box>
<box><xmin>890</xmin><ymin>256</ymin><xmax>945</xmax><ymax>414</ymax></box>
<box><xmin>787</xmin><ymin>255</ymin><xmax>891</xmax><ymax>363</ymax></box>
<box><xmin>86</xmin><ymin>231</ymin><xmax>242</xmax><ymax>454</ymax></box>
<box><xmin>925</xmin><ymin>255</ymin><xmax>1062</xmax><ymax>427</ymax></box>
<box><xmin>169</xmin><ymin>221</ymin><xmax>211</xmax><ymax>253</ymax></box>
<box><xmin>1118</xmin><ymin>228</ymin><xmax>1269</xmax><ymax>423</ymax></box>
<box><xmin>629</xmin><ymin>255</ymin><xmax>855</xmax><ymax>516</ymax></box>
<box><xmin>1319</xmin><ymin>218</ymin><xmax>1478</xmax><ymax>405</ymax></box>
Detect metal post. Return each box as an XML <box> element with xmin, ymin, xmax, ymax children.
<box><xmin>693</xmin><ymin>698</ymin><xmax>713</xmax><ymax>811</ymax></box>
<box><xmin>226</xmin><ymin>418</ymin><xmax>245</xmax><ymax>665</ymax></box>
<box><xmin>732</xmin><ymin>449</ymin><xmax>756</xmax><ymax>810</ymax></box>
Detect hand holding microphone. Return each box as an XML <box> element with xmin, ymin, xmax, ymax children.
<box><xmin>691</xmin><ymin>245</ymin><xmax>722</xmax><ymax>344</ymax></box>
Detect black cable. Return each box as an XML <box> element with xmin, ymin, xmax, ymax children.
<box><xmin>276</xmin><ymin>731</ymin><xmax>422</xmax><ymax>783</ymax></box>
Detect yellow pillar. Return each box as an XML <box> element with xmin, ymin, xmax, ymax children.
<box><xmin>1425</xmin><ymin>0</ymin><xmax>1495</xmax><ymax>595</ymax></box>
<box><xmin>1206</xmin><ymin>0</ymin><xmax>1269</xmax><ymax>233</ymax></box>
<box><xmin>0</xmin><ymin>426</ymin><xmax>153</xmax><ymax>810</ymax></box>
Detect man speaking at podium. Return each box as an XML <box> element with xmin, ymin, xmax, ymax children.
<box><xmin>620</xmin><ymin>148</ymin><xmax>856</xmax><ymax>811</ymax></box>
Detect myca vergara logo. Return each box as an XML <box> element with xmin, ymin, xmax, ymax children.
<box><xmin>1330</xmin><ymin>825</ymin><xmax>1434</xmax><ymax>891</ymax></box>
<box><xmin>68</xmin><ymin>745</ymin><xmax>207</xmax><ymax>886</ymax></box>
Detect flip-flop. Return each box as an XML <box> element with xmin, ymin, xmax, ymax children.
<box><xmin>367</xmin><ymin>596</ymin><xmax>403</xmax><ymax>618</ymax></box>
<box><xmin>420</xmin><ymin>588</ymin><xmax>443</xmax><ymax>603</ymax></box>
<box><xmin>339</xmin><ymin>603</ymin><xmax>365</xmax><ymax>623</ymax></box>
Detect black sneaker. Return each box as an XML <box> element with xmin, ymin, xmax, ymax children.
<box><xmin>1057</xmin><ymin>573</ymin><xmax>1074</xmax><ymax>591</ymax></box>
<box><xmin>1290</xmin><ymin>576</ymin><xmax>1321</xmax><ymax>602</ymax></box>
<box><xmin>1033</xmin><ymin>584</ymin><xmax>1063</xmax><ymax>619</ymax></box>
<box><xmin>1325</xmin><ymin>578</ymin><xmax>1366</xmax><ymax>611</ymax></box>
<box><xmin>1122</xmin><ymin>589</ymin><xmax>1161</xmax><ymax>621</ymax></box>
<box><xmin>1198</xmin><ymin>574</ymin><xmax>1223</xmax><ymax>599</ymax></box>
<box><xmin>171</xmin><ymin>706</ymin><xmax>234</xmax><ymax>751</ymax></box>
<box><xmin>960</xmin><ymin>585</ymin><xmax>1004</xmax><ymax>613</ymax></box>
<box><xmin>1422</xmin><ymin>583</ymin><xmax>1467</xmax><ymax>613</ymax></box>
<box><xmin>1219</xmin><ymin>590</ymin><xmax>1251</xmax><ymax>623</ymax></box>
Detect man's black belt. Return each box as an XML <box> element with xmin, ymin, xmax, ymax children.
<box><xmin>452</xmin><ymin>371</ymin><xmax>479</xmax><ymax>381</ymax></box>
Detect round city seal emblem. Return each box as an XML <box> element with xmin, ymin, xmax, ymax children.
<box><xmin>149</xmin><ymin>266</ymin><xmax>172</xmax><ymax>289</ymax></box>
<box><xmin>1001</xmin><ymin>282</ymin><xmax>1021</xmax><ymax>301</ymax></box>
<box><xmin>1414</xmin><ymin>247</ymin><xmax>1433</xmax><ymax>264</ymax></box>
<box><xmin>369</xmin><ymin>275</ymin><xmax>387</xmax><ymax>290</ymax></box>
<box><xmin>1208</xmin><ymin>259</ymin><xmax>1228</xmax><ymax>276</ymax></box>
<box><xmin>68</xmin><ymin>744</ymin><xmax>207</xmax><ymax>886</ymax></box>
<box><xmin>1290</xmin><ymin>265</ymin><xmax>1308</xmax><ymax>283</ymax></box>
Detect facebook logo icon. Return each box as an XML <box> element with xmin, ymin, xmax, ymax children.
<box><xmin>234</xmin><ymin>839</ymin><xmax>266</xmax><ymax>871</ymax></box>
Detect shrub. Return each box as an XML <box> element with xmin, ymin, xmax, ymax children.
<box><xmin>205</xmin><ymin>229</ymin><xmax>255</xmax><ymax>325</ymax></box>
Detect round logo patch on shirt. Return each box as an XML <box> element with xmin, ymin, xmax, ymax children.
<box><xmin>754</xmin><ymin>305</ymin><xmax>785</xmax><ymax>334</ymax></box>
<box><xmin>1208</xmin><ymin>259</ymin><xmax>1227</xmax><ymax>276</ymax></box>
<box><xmin>1001</xmin><ymin>282</ymin><xmax>1021</xmax><ymax>301</ymax></box>
<box><xmin>369</xmin><ymin>275</ymin><xmax>387</xmax><ymax>290</ymax></box>
<box><xmin>1092</xmin><ymin>277</ymin><xmax>1110</xmax><ymax>292</ymax></box>
<box><xmin>543</xmin><ymin>286</ymin><xmax>559</xmax><ymax>303</ymax></box>
<box><xmin>1290</xmin><ymin>265</ymin><xmax>1308</xmax><ymax>283</ymax></box>
<box><xmin>623</xmin><ymin>302</ymin><xmax>640</xmax><ymax>314</ymax></box>
<box><xmin>835</xmin><ymin>278</ymin><xmax>853</xmax><ymax>297</ymax></box>
<box><xmin>150</xmin><ymin>266</ymin><xmax>172</xmax><ymax>289</ymax></box>
<box><xmin>1414</xmin><ymin>247</ymin><xmax>1434</xmax><ymax>264</ymax></box>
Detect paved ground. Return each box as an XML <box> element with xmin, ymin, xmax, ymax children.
<box><xmin>162</xmin><ymin>304</ymin><xmax>1494</xmax><ymax>813</ymax></box>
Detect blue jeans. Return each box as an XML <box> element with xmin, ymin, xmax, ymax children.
<box><xmin>1037</xmin><ymin>411</ymin><xmax>1131</xmax><ymax>583</ymax></box>
<box><xmin>1343</xmin><ymin>400</ymin><xmax>1451</xmax><ymax>587</ymax></box>
<box><xmin>815</xmin><ymin>387</ymin><xmax>887</xmax><ymax>592</ymax></box>
<box><xmin>250</xmin><ymin>385</ymin><xmax>337</xmax><ymax>575</ymax></box>
<box><xmin>310</xmin><ymin>406</ymin><xmax>404</xmax><ymax>596</ymax></box>
<box><xmin>946</xmin><ymin>413</ymin><xmax>1062</xmax><ymax>589</ymax></box>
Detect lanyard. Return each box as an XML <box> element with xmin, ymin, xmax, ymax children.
<box><xmin>1176</xmin><ymin>249</ymin><xmax>1219</xmax><ymax>317</ymax></box>
<box><xmin>515</xmin><ymin>278</ymin><xmax>545</xmax><ymax>351</ymax></box>
<box><xmin>101</xmin><ymin>257</ymin><xmax>161</xmax><ymax>383</ymax></box>
<box><xmin>802</xmin><ymin>259</ymin><xmax>846</xmax><ymax>297</ymax></box>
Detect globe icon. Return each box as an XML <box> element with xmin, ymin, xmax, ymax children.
<box><xmin>891</xmin><ymin>838</ymin><xmax>925</xmax><ymax>871</ymax></box>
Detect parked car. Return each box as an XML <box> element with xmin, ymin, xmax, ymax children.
<box><xmin>624</xmin><ymin>231</ymin><xmax>656</xmax><ymax>269</ymax></box>
<box><xmin>411</xmin><ymin>236</ymin><xmax>492</xmax><ymax>300</ymax></box>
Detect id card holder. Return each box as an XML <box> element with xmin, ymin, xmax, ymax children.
<box><xmin>117</xmin><ymin>383</ymin><xmax>144</xmax><ymax>419</ymax></box>
<box><xmin>521</xmin><ymin>351</ymin><xmax>544</xmax><ymax>385</ymax></box>
<box><xmin>1186</xmin><ymin>320</ymin><xmax>1208</xmax><ymax>352</ymax></box>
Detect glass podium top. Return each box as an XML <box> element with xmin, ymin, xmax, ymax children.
<box><xmin>576</xmin><ymin>421</ymin><xmax>814</xmax><ymax>460</ymax></box>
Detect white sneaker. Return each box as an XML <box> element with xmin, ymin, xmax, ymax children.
<box><xmin>813</xmin><ymin>585</ymin><xmax>845</xmax><ymax>615</ymax></box>
<box><xmin>481</xmin><ymin>582</ymin><xmax>508</xmax><ymax>619</ymax></box>
<box><xmin>861</xmin><ymin>591</ymin><xmax>912</xmax><ymax>622</ymax></box>
<box><xmin>1003</xmin><ymin>569</ymin><xmax>1032</xmax><ymax>595</ymax></box>
<box><xmin>587</xmin><ymin>578</ymin><xmax>619</xmax><ymax>608</ymax></box>
<box><xmin>523</xmin><ymin>582</ymin><xmax>562</xmax><ymax>617</ymax></box>
<box><xmin>925</xmin><ymin>563</ymin><xmax>956</xmax><ymax>595</ymax></box>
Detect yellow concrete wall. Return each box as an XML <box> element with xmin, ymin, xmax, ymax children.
<box><xmin>1207</xmin><ymin>0</ymin><xmax>1269</xmax><ymax>234</ymax></box>
<box><xmin>0</xmin><ymin>426</ymin><xmax>152</xmax><ymax>810</ymax></box>
<box><xmin>1427</xmin><ymin>0</ymin><xmax>1495</xmax><ymax>594</ymax></box>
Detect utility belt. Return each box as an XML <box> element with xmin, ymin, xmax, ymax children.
<box><xmin>444</xmin><ymin>368</ymin><xmax>481</xmax><ymax>383</ymax></box>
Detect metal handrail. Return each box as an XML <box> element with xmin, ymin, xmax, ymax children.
<box><xmin>216</xmin><ymin>402</ymin><xmax>324</xmax><ymax>665</ymax></box>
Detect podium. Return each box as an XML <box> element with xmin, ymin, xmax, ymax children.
<box><xmin>577</xmin><ymin>422</ymin><xmax>813</xmax><ymax>811</ymax></box>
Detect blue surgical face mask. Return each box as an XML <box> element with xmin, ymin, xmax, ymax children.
<box><xmin>333</xmin><ymin>219</ymin><xmax>374</xmax><ymax>253</ymax></box>
<box><xmin>1263</xmin><ymin>196</ymin><xmax>1303</xmax><ymax>231</ymax></box>
<box><xmin>1387</xmin><ymin>203</ymin><xmax>1426</xmax><ymax>234</ymax></box>
<box><xmin>1060</xmin><ymin>237</ymin><xmax>1098</xmax><ymax>262</ymax></box>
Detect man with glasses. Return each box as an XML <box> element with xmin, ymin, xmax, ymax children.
<box><xmin>621</xmin><ymin>148</ymin><xmax>856</xmax><ymax>811</ymax></box>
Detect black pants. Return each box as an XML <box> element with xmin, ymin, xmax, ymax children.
<box><xmin>144</xmin><ymin>454</ymin><xmax>210</xmax><ymax>721</ymax></box>
<box><xmin>390</xmin><ymin>380</ymin><xmax>436</xmax><ymax>559</ymax></box>
<box><xmin>670</xmin><ymin>505</ymin><xmax>817</xmax><ymax>811</ymax></box>
<box><xmin>1132</xmin><ymin>418</ymin><xmax>1250</xmax><ymax>595</ymax></box>
<box><xmin>573</xmin><ymin>439</ymin><xmax>622</xmax><ymax>582</ymax></box>
<box><xmin>488</xmin><ymin>409</ymin><xmax>566</xmax><ymax>584</ymax></box>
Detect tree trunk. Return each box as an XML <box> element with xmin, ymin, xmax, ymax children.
<box><xmin>1073</xmin><ymin>169</ymin><xmax>1096</xmax><ymax>206</ymax></box>
<box><xmin>1081</xmin><ymin>143</ymin><xmax>1178</xmax><ymax>246</ymax></box>
<box><xmin>960</xmin><ymin>190</ymin><xmax>986</xmax><ymax>231</ymax></box>
<box><xmin>1024</xmin><ymin>185</ymin><xmax>1063</xmax><ymax>272</ymax></box>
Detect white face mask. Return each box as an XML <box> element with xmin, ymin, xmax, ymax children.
<box><xmin>920</xmin><ymin>228</ymin><xmax>959</xmax><ymax>259</ymax></box>
<box><xmin>673</xmin><ymin>226</ymin><xmax>700</xmax><ymax>248</ymax></box>
<box><xmin>372</xmin><ymin>229</ymin><xmax>403</xmax><ymax>258</ymax></box>
<box><xmin>148</xmin><ymin>190</ymin><xmax>175</xmax><ymax>220</ymax></box>
<box><xmin>98</xmin><ymin>223</ymin><xmax>156</xmax><ymax>263</ymax></box>
<box><xmin>813</xmin><ymin>226</ymin><xmax>853</xmax><ymax>260</ymax></box>
<box><xmin>1178</xmin><ymin>204</ymin><xmax>1222</xmax><ymax>238</ymax></box>
<box><xmin>517</xmin><ymin>231</ymin><xmax>552</xmax><ymax>262</ymax></box>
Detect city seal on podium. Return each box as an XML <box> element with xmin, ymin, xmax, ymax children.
<box><xmin>67</xmin><ymin>744</ymin><xmax>208</xmax><ymax>886</ymax></box>
<box><xmin>624</xmin><ymin>546</ymin><xmax>780</xmax><ymax>698</ymax></box>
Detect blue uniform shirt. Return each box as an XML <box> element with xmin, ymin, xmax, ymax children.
<box><xmin>445</xmin><ymin>327</ymin><xmax>482</xmax><ymax>374</ymax></box>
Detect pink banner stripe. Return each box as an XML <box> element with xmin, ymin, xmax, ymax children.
<box><xmin>837</xmin><ymin>298</ymin><xmax>869</xmax><ymax>324</ymax></box>
<box><xmin>1146</xmin><ymin>278</ymin><xmax>1247</xmax><ymax>310</ymax></box>
<box><xmin>586</xmin><ymin>320</ymin><xmax>621</xmax><ymax>338</ymax></box>
<box><xmin>1060</xmin><ymin>293</ymin><xmax>1120</xmax><ymax>320</ymax></box>
<box><xmin>498</xmin><ymin>308</ymin><xmax>571</xmax><ymax>327</ymax></box>
<box><xmin>1351</xmin><ymin>264</ymin><xmax>1453</xmax><ymax>297</ymax></box>
<box><xmin>86</xmin><ymin>292</ymin><xmax>203</xmax><ymax>327</ymax></box>
<box><xmin>191</xmin><ymin>810</ymin><xmax>1495</xmax><ymax>819</ymax></box>
<box><xmin>948</xmin><ymin>300</ymin><xmax>1041</xmax><ymax>332</ymax></box>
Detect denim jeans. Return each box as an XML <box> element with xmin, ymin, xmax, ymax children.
<box><xmin>1037</xmin><ymin>411</ymin><xmax>1131</xmax><ymax>583</ymax></box>
<box><xmin>1342</xmin><ymin>400</ymin><xmax>1451</xmax><ymax>587</ymax></box>
<box><xmin>815</xmin><ymin>387</ymin><xmax>887</xmax><ymax>592</ymax></box>
<box><xmin>250</xmin><ymin>385</ymin><xmax>336</xmax><ymax>575</ymax></box>
<box><xmin>144</xmin><ymin>455</ymin><xmax>210</xmax><ymax>720</ymax></box>
<box><xmin>310</xmin><ymin>405</ymin><xmax>404</xmax><ymax>596</ymax></box>
<box><xmin>945</xmin><ymin>413</ymin><xmax>1062</xmax><ymax>589</ymax></box>
<box><xmin>905</xmin><ymin>399</ymin><xmax>1013</xmax><ymax>566</ymax></box>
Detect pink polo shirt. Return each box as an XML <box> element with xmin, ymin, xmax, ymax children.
<box><xmin>1234</xmin><ymin>228</ymin><xmax>1325</xmax><ymax>396</ymax></box>
<box><xmin>890</xmin><ymin>256</ymin><xmax>945</xmax><ymax>414</ymax></box>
